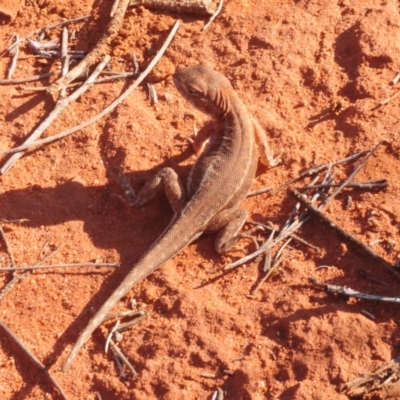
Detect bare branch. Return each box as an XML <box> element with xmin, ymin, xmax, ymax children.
<box><xmin>5</xmin><ymin>15</ymin><xmax>90</xmax><ymax>54</ymax></box>
<box><xmin>0</xmin><ymin>262</ymin><xmax>119</xmax><ymax>272</ymax></box>
<box><xmin>310</xmin><ymin>277</ymin><xmax>400</xmax><ymax>303</ymax></box>
<box><xmin>47</xmin><ymin>0</ymin><xmax>130</xmax><ymax>94</ymax></box>
<box><xmin>0</xmin><ymin>320</ymin><xmax>68</xmax><ymax>399</ymax></box>
<box><xmin>0</xmin><ymin>55</ymin><xmax>110</xmax><ymax>174</ymax></box>
<box><xmin>0</xmin><ymin>20</ymin><xmax>181</xmax><ymax>156</ymax></box>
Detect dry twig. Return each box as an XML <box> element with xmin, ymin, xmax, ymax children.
<box><xmin>302</xmin><ymin>179</ymin><xmax>387</xmax><ymax>190</ymax></box>
<box><xmin>0</xmin><ymin>320</ymin><xmax>68</xmax><ymax>399</ymax></box>
<box><xmin>5</xmin><ymin>15</ymin><xmax>90</xmax><ymax>54</ymax></box>
<box><xmin>248</xmin><ymin>238</ymin><xmax>291</xmax><ymax>297</ymax></box>
<box><xmin>0</xmin><ymin>55</ymin><xmax>110</xmax><ymax>174</ymax></box>
<box><xmin>20</xmin><ymin>71</ymin><xmax>138</xmax><ymax>92</ymax></box>
<box><xmin>109</xmin><ymin>340</ymin><xmax>138</xmax><ymax>377</ymax></box>
<box><xmin>320</xmin><ymin>142</ymin><xmax>382</xmax><ymax>208</ymax></box>
<box><xmin>0</xmin><ymin>262</ymin><xmax>119</xmax><ymax>272</ymax></box>
<box><xmin>344</xmin><ymin>356</ymin><xmax>400</xmax><ymax>396</ymax></box>
<box><xmin>291</xmin><ymin>188</ymin><xmax>400</xmax><ymax>281</ymax></box>
<box><xmin>7</xmin><ymin>34</ymin><xmax>20</xmax><ymax>79</ymax></box>
<box><xmin>247</xmin><ymin>220</ymin><xmax>320</xmax><ymax>252</ymax></box>
<box><xmin>0</xmin><ymin>71</ymin><xmax>58</xmax><ymax>84</ymax></box>
<box><xmin>0</xmin><ymin>245</ymin><xmax>63</xmax><ymax>301</ymax></box>
<box><xmin>310</xmin><ymin>277</ymin><xmax>400</xmax><ymax>303</ymax></box>
<box><xmin>202</xmin><ymin>0</ymin><xmax>224</xmax><ymax>31</ymax></box>
<box><xmin>380</xmin><ymin>90</ymin><xmax>400</xmax><ymax>106</ymax></box>
<box><xmin>47</xmin><ymin>0</ymin><xmax>130</xmax><ymax>94</ymax></box>
<box><xmin>247</xmin><ymin>186</ymin><xmax>273</xmax><ymax>197</ymax></box>
<box><xmin>0</xmin><ymin>20</ymin><xmax>181</xmax><ymax>155</ymax></box>
<box><xmin>131</xmin><ymin>0</ymin><xmax>215</xmax><ymax>15</ymax></box>
<box><xmin>0</xmin><ymin>224</ymin><xmax>16</xmax><ymax>267</ymax></box>
<box><xmin>60</xmin><ymin>27</ymin><xmax>69</xmax><ymax>98</ymax></box>
<box><xmin>272</xmin><ymin>150</ymin><xmax>369</xmax><ymax>194</ymax></box>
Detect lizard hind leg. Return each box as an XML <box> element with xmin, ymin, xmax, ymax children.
<box><xmin>105</xmin><ymin>162</ymin><xmax>186</xmax><ymax>213</ymax></box>
<box><xmin>206</xmin><ymin>208</ymin><xmax>248</xmax><ymax>255</ymax></box>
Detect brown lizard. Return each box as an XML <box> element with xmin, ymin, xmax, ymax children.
<box><xmin>62</xmin><ymin>64</ymin><xmax>280</xmax><ymax>372</ymax></box>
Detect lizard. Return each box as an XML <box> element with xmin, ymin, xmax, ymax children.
<box><xmin>62</xmin><ymin>64</ymin><xmax>280</xmax><ymax>372</ymax></box>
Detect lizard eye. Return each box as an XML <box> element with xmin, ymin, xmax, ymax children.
<box><xmin>187</xmin><ymin>88</ymin><xmax>200</xmax><ymax>96</ymax></box>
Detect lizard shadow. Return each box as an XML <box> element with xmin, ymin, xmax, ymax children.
<box><xmin>0</xmin><ymin>143</ymin><xmax>197</xmax><ymax>384</ymax></box>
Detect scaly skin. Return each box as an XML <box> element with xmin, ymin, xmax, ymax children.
<box><xmin>62</xmin><ymin>64</ymin><xmax>277</xmax><ymax>372</ymax></box>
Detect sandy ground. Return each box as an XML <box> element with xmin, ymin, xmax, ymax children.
<box><xmin>0</xmin><ymin>0</ymin><xmax>400</xmax><ymax>399</ymax></box>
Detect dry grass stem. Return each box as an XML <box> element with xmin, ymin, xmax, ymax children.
<box><xmin>310</xmin><ymin>277</ymin><xmax>400</xmax><ymax>303</ymax></box>
<box><xmin>5</xmin><ymin>15</ymin><xmax>90</xmax><ymax>54</ymax></box>
<box><xmin>109</xmin><ymin>340</ymin><xmax>138</xmax><ymax>377</ymax></box>
<box><xmin>47</xmin><ymin>0</ymin><xmax>130</xmax><ymax>94</ymax></box>
<box><xmin>202</xmin><ymin>0</ymin><xmax>224</xmax><ymax>31</ymax></box>
<box><xmin>0</xmin><ymin>262</ymin><xmax>119</xmax><ymax>272</ymax></box>
<box><xmin>0</xmin><ymin>320</ymin><xmax>68</xmax><ymax>399</ymax></box>
<box><xmin>291</xmin><ymin>188</ymin><xmax>400</xmax><ymax>281</ymax></box>
<box><xmin>0</xmin><ymin>20</ymin><xmax>180</xmax><ymax>155</ymax></box>
<box><xmin>0</xmin><ymin>55</ymin><xmax>110</xmax><ymax>174</ymax></box>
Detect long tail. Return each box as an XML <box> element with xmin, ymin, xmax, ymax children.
<box><xmin>62</xmin><ymin>217</ymin><xmax>198</xmax><ymax>372</ymax></box>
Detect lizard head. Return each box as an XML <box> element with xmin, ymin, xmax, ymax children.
<box><xmin>173</xmin><ymin>64</ymin><xmax>234</xmax><ymax>119</ymax></box>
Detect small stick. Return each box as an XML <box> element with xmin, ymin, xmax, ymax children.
<box><xmin>247</xmin><ymin>186</ymin><xmax>273</xmax><ymax>197</ymax></box>
<box><xmin>130</xmin><ymin>0</ymin><xmax>214</xmax><ymax>15</ymax></box>
<box><xmin>320</xmin><ymin>142</ymin><xmax>382</xmax><ymax>208</ymax></box>
<box><xmin>225</xmin><ymin>210</ymin><xmax>309</xmax><ymax>270</ymax></box>
<box><xmin>0</xmin><ymin>244</ymin><xmax>63</xmax><ymax>301</ymax></box>
<box><xmin>357</xmin><ymin>269</ymin><xmax>389</xmax><ymax>286</ymax></box>
<box><xmin>36</xmin><ymin>243</ymin><xmax>64</xmax><ymax>265</ymax></box>
<box><xmin>20</xmin><ymin>72</ymin><xmax>137</xmax><ymax>92</ymax></box>
<box><xmin>248</xmin><ymin>239</ymin><xmax>291</xmax><ymax>297</ymax></box>
<box><xmin>0</xmin><ymin>20</ymin><xmax>181</xmax><ymax>155</ymax></box>
<box><xmin>113</xmin><ymin>353</ymin><xmax>127</xmax><ymax>378</ymax></box>
<box><xmin>109</xmin><ymin>340</ymin><xmax>138</xmax><ymax>377</ymax></box>
<box><xmin>104</xmin><ymin>309</ymin><xmax>145</xmax><ymax>321</ymax></box>
<box><xmin>19</xmin><ymin>52</ymin><xmax>85</xmax><ymax>60</ymax></box>
<box><xmin>310</xmin><ymin>277</ymin><xmax>400</xmax><ymax>303</ymax></box>
<box><xmin>105</xmin><ymin>320</ymin><xmax>120</xmax><ymax>353</ymax></box>
<box><xmin>0</xmin><ymin>224</ymin><xmax>16</xmax><ymax>267</ymax></box>
<box><xmin>301</xmin><ymin>179</ymin><xmax>387</xmax><ymax>190</ymax></box>
<box><xmin>0</xmin><ymin>262</ymin><xmax>119</xmax><ymax>272</ymax></box>
<box><xmin>345</xmin><ymin>356</ymin><xmax>400</xmax><ymax>396</ymax></box>
<box><xmin>7</xmin><ymin>34</ymin><xmax>20</xmax><ymax>79</ymax></box>
<box><xmin>248</xmin><ymin>220</ymin><xmax>320</xmax><ymax>252</ymax></box>
<box><xmin>115</xmin><ymin>311</ymin><xmax>147</xmax><ymax>332</ymax></box>
<box><xmin>291</xmin><ymin>189</ymin><xmax>400</xmax><ymax>281</ymax></box>
<box><xmin>0</xmin><ymin>218</ymin><xmax>28</xmax><ymax>224</ymax></box>
<box><xmin>263</xmin><ymin>250</ymin><xmax>272</xmax><ymax>272</ymax></box>
<box><xmin>47</xmin><ymin>0</ymin><xmax>131</xmax><ymax>94</ymax></box>
<box><xmin>380</xmin><ymin>90</ymin><xmax>400</xmax><ymax>105</ymax></box>
<box><xmin>392</xmin><ymin>71</ymin><xmax>400</xmax><ymax>85</ymax></box>
<box><xmin>132</xmin><ymin>53</ymin><xmax>139</xmax><ymax>74</ymax></box>
<box><xmin>361</xmin><ymin>310</ymin><xmax>375</xmax><ymax>320</ymax></box>
<box><xmin>5</xmin><ymin>15</ymin><xmax>90</xmax><ymax>54</ymax></box>
<box><xmin>147</xmin><ymin>82</ymin><xmax>158</xmax><ymax>103</ymax></box>
<box><xmin>110</xmin><ymin>0</ymin><xmax>120</xmax><ymax>17</ymax></box>
<box><xmin>60</xmin><ymin>27</ymin><xmax>69</xmax><ymax>98</ymax></box>
<box><xmin>0</xmin><ymin>55</ymin><xmax>110</xmax><ymax>174</ymax></box>
<box><xmin>201</xmin><ymin>372</ymin><xmax>216</xmax><ymax>378</ymax></box>
<box><xmin>0</xmin><ymin>71</ymin><xmax>58</xmax><ymax>84</ymax></box>
<box><xmin>202</xmin><ymin>0</ymin><xmax>224</xmax><ymax>31</ymax></box>
<box><xmin>272</xmin><ymin>150</ymin><xmax>369</xmax><ymax>194</ymax></box>
<box><xmin>0</xmin><ymin>320</ymin><xmax>68</xmax><ymax>400</ymax></box>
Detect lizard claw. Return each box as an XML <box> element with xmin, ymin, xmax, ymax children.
<box><xmin>103</xmin><ymin>158</ymin><xmax>138</xmax><ymax>205</ymax></box>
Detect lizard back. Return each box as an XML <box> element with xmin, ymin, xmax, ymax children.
<box><xmin>62</xmin><ymin>64</ymin><xmax>259</xmax><ymax>371</ymax></box>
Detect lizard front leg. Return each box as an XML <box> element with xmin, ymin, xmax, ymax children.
<box><xmin>105</xmin><ymin>163</ymin><xmax>186</xmax><ymax>213</ymax></box>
